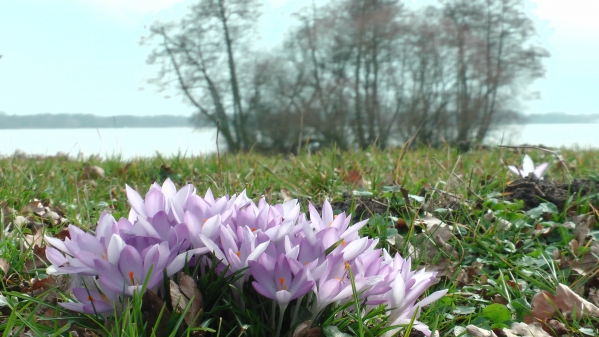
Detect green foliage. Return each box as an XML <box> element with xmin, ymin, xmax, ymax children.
<box><xmin>1</xmin><ymin>147</ymin><xmax>599</xmax><ymax>336</ymax></box>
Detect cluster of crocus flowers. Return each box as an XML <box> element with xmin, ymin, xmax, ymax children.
<box><xmin>46</xmin><ymin>179</ymin><xmax>447</xmax><ymax>336</ymax></box>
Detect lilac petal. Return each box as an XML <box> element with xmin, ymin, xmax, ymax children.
<box><xmin>341</xmin><ymin>218</ymin><xmax>369</xmax><ymax>240</ymax></box>
<box><xmin>308</xmin><ymin>203</ymin><xmax>323</xmax><ymax>226</ymax></box>
<box><xmin>319</xmin><ymin>278</ymin><xmax>341</xmax><ymax>301</ymax></box>
<box><xmin>96</xmin><ymin>211</ymin><xmax>117</xmax><ymax>243</ymax></box>
<box><xmin>174</xmin><ymin>184</ymin><xmax>193</xmax><ymax>207</ymax></box>
<box><xmin>416</xmin><ymin>289</ymin><xmax>448</xmax><ymax>308</ymax></box>
<box><xmin>118</xmin><ymin>246</ymin><xmax>144</xmax><ymax>286</ymax></box>
<box><xmin>331</xmin><ymin>279</ymin><xmax>368</xmax><ymax>302</ymax></box>
<box><xmin>145</xmin><ymin>189</ymin><xmax>166</xmax><ymax>218</ymax></box>
<box><xmin>203</xmin><ymin>215</ymin><xmax>221</xmax><ymax>239</ymax></box>
<box><xmin>199</xmin><ymin>234</ymin><xmax>226</xmax><ymax>263</ymax></box>
<box><xmin>534</xmin><ymin>162</ymin><xmax>549</xmax><ymax>178</ymax></box>
<box><xmin>291</xmin><ymin>280</ymin><xmax>314</xmax><ymax>301</ymax></box>
<box><xmin>59</xmin><ymin>302</ymin><xmax>86</xmax><ymax>313</ymax></box>
<box><xmin>342</xmin><ymin>237</ymin><xmax>368</xmax><ymax>261</ymax></box>
<box><xmin>274</xmin><ymin>255</ymin><xmax>292</xmax><ymax>291</ymax></box>
<box><xmin>95</xmin><ymin>259</ymin><xmax>126</xmax><ymax>293</ymax></box>
<box><xmin>126</xmin><ymin>185</ymin><xmax>147</xmax><ymax>218</ymax></box>
<box><xmin>252</xmin><ymin>281</ymin><xmax>276</xmax><ymax>299</ymax></box>
<box><xmin>45</xmin><ymin>247</ymin><xmax>68</xmax><ymax>266</ymax></box>
<box><xmin>249</xmin><ymin>260</ymin><xmax>277</xmax><ymax>293</ymax></box>
<box><xmin>150</xmin><ymin>211</ymin><xmax>171</xmax><ymax>240</ymax></box>
<box><xmin>83</xmin><ymin>301</ymin><xmax>113</xmax><ymax>314</ymax></box>
<box><xmin>166</xmin><ymin>251</ymin><xmax>190</xmax><ymax>276</ymax></box>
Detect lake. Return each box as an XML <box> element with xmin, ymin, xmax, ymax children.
<box><xmin>0</xmin><ymin>127</ymin><xmax>218</xmax><ymax>159</ymax></box>
<box><xmin>0</xmin><ymin>124</ymin><xmax>596</xmax><ymax>160</ymax></box>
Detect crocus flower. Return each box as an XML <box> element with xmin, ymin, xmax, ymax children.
<box><xmin>508</xmin><ymin>154</ymin><xmax>548</xmax><ymax>179</ymax></box>
<box><xmin>60</xmin><ymin>287</ymin><xmax>114</xmax><ymax>314</ymax></box>
<box><xmin>249</xmin><ymin>254</ymin><xmax>314</xmax><ymax>312</ymax></box>
<box><xmin>94</xmin><ymin>242</ymin><xmax>200</xmax><ymax>296</ymax></box>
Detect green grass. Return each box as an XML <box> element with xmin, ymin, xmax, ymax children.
<box><xmin>1</xmin><ymin>146</ymin><xmax>599</xmax><ymax>336</ymax></box>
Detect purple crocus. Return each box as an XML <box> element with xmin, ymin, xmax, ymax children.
<box><xmin>94</xmin><ymin>242</ymin><xmax>199</xmax><ymax>296</ymax></box>
<box><xmin>508</xmin><ymin>154</ymin><xmax>548</xmax><ymax>179</ymax></box>
<box><xmin>249</xmin><ymin>254</ymin><xmax>314</xmax><ymax>311</ymax></box>
<box><xmin>60</xmin><ymin>287</ymin><xmax>114</xmax><ymax>314</ymax></box>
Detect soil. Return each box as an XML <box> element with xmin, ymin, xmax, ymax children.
<box><xmin>504</xmin><ymin>176</ymin><xmax>599</xmax><ymax>211</ymax></box>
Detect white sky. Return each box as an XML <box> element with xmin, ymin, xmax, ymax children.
<box><xmin>0</xmin><ymin>0</ymin><xmax>598</xmax><ymax>117</ymax></box>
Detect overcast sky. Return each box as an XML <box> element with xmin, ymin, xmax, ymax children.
<box><xmin>1</xmin><ymin>0</ymin><xmax>598</xmax><ymax>117</ymax></box>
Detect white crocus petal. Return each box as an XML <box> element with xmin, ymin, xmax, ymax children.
<box><xmin>390</xmin><ymin>275</ymin><xmax>406</xmax><ymax>309</ymax></box>
<box><xmin>416</xmin><ymin>289</ymin><xmax>448</xmax><ymax>308</ymax></box>
<box><xmin>522</xmin><ymin>154</ymin><xmax>534</xmax><ymax>175</ymax></box>
<box><xmin>507</xmin><ymin>165</ymin><xmax>520</xmax><ymax>176</ymax></box>
<box><xmin>342</xmin><ymin>237</ymin><xmax>368</xmax><ymax>261</ymax></box>
<box><xmin>107</xmin><ymin>234</ymin><xmax>126</xmax><ymax>265</ymax></box>
<box><xmin>246</xmin><ymin>241</ymin><xmax>269</xmax><ymax>264</ymax></box>
<box><xmin>161</xmin><ymin>178</ymin><xmax>177</xmax><ymax>198</ymax></box>
<box><xmin>126</xmin><ymin>185</ymin><xmax>147</xmax><ymax>219</ymax></box>
<box><xmin>199</xmin><ymin>234</ymin><xmax>227</xmax><ymax>264</ymax></box>
<box><xmin>45</xmin><ymin>236</ymin><xmax>70</xmax><ymax>253</ymax></box>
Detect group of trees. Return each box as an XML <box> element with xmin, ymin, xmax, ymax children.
<box><xmin>145</xmin><ymin>0</ymin><xmax>548</xmax><ymax>152</ymax></box>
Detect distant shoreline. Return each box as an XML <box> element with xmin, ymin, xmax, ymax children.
<box><xmin>0</xmin><ymin>112</ymin><xmax>597</xmax><ymax>129</ymax></box>
<box><xmin>0</xmin><ymin>113</ymin><xmax>203</xmax><ymax>129</ymax></box>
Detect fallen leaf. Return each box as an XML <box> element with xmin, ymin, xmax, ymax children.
<box><xmin>170</xmin><ymin>273</ymin><xmax>203</xmax><ymax>328</ymax></box>
<box><xmin>505</xmin><ymin>322</ymin><xmax>551</xmax><ymax>337</ymax></box>
<box><xmin>142</xmin><ymin>290</ymin><xmax>172</xmax><ymax>337</ymax></box>
<box><xmin>281</xmin><ymin>189</ymin><xmax>293</xmax><ymax>202</ymax></box>
<box><xmin>0</xmin><ymin>258</ymin><xmax>9</xmax><ymax>275</ymax></box>
<box><xmin>293</xmin><ymin>320</ymin><xmax>312</xmax><ymax>337</ymax></box>
<box><xmin>82</xmin><ymin>166</ymin><xmax>105</xmax><ymax>180</ymax></box>
<box><xmin>465</xmin><ymin>325</ymin><xmax>497</xmax><ymax>337</ymax></box>
<box><xmin>343</xmin><ymin>169</ymin><xmax>367</xmax><ymax>188</ymax></box>
<box><xmin>528</xmin><ymin>283</ymin><xmax>599</xmax><ymax>323</ymax></box>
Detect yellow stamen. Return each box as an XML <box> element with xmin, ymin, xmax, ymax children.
<box><xmin>236</xmin><ymin>251</ymin><xmax>241</xmax><ymax>257</ymax></box>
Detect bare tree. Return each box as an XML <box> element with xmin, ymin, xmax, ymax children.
<box><xmin>144</xmin><ymin>0</ymin><xmax>260</xmax><ymax>152</ymax></box>
<box><xmin>441</xmin><ymin>0</ymin><xmax>548</xmax><ymax>144</ymax></box>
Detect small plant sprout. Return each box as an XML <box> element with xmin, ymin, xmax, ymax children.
<box><xmin>508</xmin><ymin>154</ymin><xmax>548</xmax><ymax>179</ymax></box>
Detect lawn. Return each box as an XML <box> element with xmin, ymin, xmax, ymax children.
<box><xmin>1</xmin><ymin>146</ymin><xmax>599</xmax><ymax>337</ymax></box>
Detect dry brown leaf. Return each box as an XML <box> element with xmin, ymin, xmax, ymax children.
<box><xmin>281</xmin><ymin>189</ymin><xmax>293</xmax><ymax>202</ymax></box>
<box><xmin>82</xmin><ymin>166</ymin><xmax>105</xmax><ymax>180</ymax></box>
<box><xmin>142</xmin><ymin>290</ymin><xmax>172</xmax><ymax>337</ymax></box>
<box><xmin>466</xmin><ymin>325</ymin><xmax>497</xmax><ymax>337</ymax></box>
<box><xmin>170</xmin><ymin>273</ymin><xmax>203</xmax><ymax>328</ymax></box>
<box><xmin>293</xmin><ymin>320</ymin><xmax>312</xmax><ymax>337</ymax></box>
<box><xmin>529</xmin><ymin>283</ymin><xmax>599</xmax><ymax>323</ymax></box>
<box><xmin>580</xmin><ymin>241</ymin><xmax>599</xmax><ymax>271</ymax></box>
<box><xmin>0</xmin><ymin>258</ymin><xmax>9</xmax><ymax>275</ymax></box>
<box><xmin>502</xmin><ymin>322</ymin><xmax>551</xmax><ymax>337</ymax></box>
<box><xmin>343</xmin><ymin>169</ymin><xmax>368</xmax><ymax>188</ymax></box>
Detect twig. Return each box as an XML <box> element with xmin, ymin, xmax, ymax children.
<box><xmin>498</xmin><ymin>144</ymin><xmax>573</xmax><ymax>181</ymax></box>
